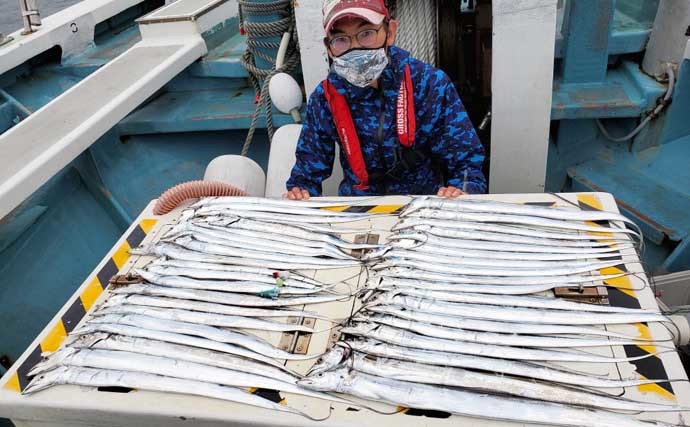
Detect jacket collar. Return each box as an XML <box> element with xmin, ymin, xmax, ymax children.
<box><xmin>327</xmin><ymin>45</ymin><xmax>411</xmax><ymax>100</ymax></box>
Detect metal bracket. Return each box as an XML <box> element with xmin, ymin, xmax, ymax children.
<box><xmin>278</xmin><ymin>317</ymin><xmax>318</xmax><ymax>355</ymax></box>
<box><xmin>278</xmin><ymin>317</ymin><xmax>300</xmax><ymax>352</ymax></box>
<box><xmin>0</xmin><ymin>34</ymin><xmax>13</xmax><ymax>47</ymax></box>
<box><xmin>554</xmin><ymin>286</ymin><xmax>609</xmax><ymax>305</ymax></box>
<box><xmin>351</xmin><ymin>234</ymin><xmax>380</xmax><ymax>259</ymax></box>
<box><xmin>327</xmin><ymin>329</ymin><xmax>342</xmax><ymax>348</ymax></box>
<box><xmin>294</xmin><ymin>318</ymin><xmax>316</xmax><ymax>355</ymax></box>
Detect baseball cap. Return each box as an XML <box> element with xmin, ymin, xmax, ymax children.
<box><xmin>322</xmin><ymin>0</ymin><xmax>390</xmax><ymax>34</ymax></box>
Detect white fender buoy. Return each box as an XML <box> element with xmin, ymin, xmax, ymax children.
<box><xmin>265</xmin><ymin>125</ymin><xmax>344</xmax><ymax>198</ymax></box>
<box><xmin>204</xmin><ymin>155</ymin><xmax>266</xmax><ymax>197</ymax></box>
<box><xmin>269</xmin><ymin>72</ymin><xmax>303</xmax><ymax>123</ymax></box>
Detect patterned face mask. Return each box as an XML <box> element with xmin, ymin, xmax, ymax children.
<box><xmin>332</xmin><ymin>48</ymin><xmax>390</xmax><ymax>88</ymax></box>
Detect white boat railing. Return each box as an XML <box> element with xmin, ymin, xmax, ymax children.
<box><xmin>18</xmin><ymin>0</ymin><xmax>42</xmax><ymax>35</ymax></box>
<box><xmin>0</xmin><ymin>0</ymin><xmax>238</xmax><ymax>221</ymax></box>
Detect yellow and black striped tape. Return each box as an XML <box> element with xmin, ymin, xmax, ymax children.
<box><xmin>250</xmin><ymin>388</ymin><xmax>285</xmax><ymax>405</ymax></box>
<box><xmin>577</xmin><ymin>194</ymin><xmax>675</xmax><ymax>401</ymax></box>
<box><xmin>323</xmin><ymin>205</ymin><xmax>404</xmax><ymax>214</ymax></box>
<box><xmin>2</xmin><ymin>219</ymin><xmax>158</xmax><ymax>393</ymax></box>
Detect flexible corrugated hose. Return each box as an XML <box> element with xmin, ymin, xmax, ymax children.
<box><xmin>153</xmin><ymin>181</ymin><xmax>248</xmax><ymax>215</ymax></box>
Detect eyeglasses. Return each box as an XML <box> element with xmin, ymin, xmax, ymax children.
<box><xmin>326</xmin><ymin>25</ymin><xmax>386</xmax><ymax>57</ymax></box>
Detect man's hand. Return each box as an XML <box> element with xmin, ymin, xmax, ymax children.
<box><xmin>284</xmin><ymin>187</ymin><xmax>311</xmax><ymax>200</ymax></box>
<box><xmin>437</xmin><ymin>186</ymin><xmax>465</xmax><ymax>198</ymax></box>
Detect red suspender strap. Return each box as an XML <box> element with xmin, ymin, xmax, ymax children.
<box><xmin>322</xmin><ymin>64</ymin><xmax>415</xmax><ymax>191</ymax></box>
<box><xmin>323</xmin><ymin>80</ymin><xmax>370</xmax><ymax>190</ymax></box>
<box><xmin>396</xmin><ymin>64</ymin><xmax>416</xmax><ymax>148</ymax></box>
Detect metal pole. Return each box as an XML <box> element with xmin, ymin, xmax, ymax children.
<box><xmin>18</xmin><ymin>0</ymin><xmax>41</xmax><ymax>35</ymax></box>
<box><xmin>642</xmin><ymin>0</ymin><xmax>690</xmax><ymax>78</ymax></box>
<box><xmin>490</xmin><ymin>0</ymin><xmax>558</xmax><ymax>194</ymax></box>
<box><xmin>27</xmin><ymin>0</ymin><xmax>42</xmax><ymax>28</ymax></box>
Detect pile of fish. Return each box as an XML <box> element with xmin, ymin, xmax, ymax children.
<box><xmin>297</xmin><ymin>197</ymin><xmax>689</xmax><ymax>427</ymax></box>
<box><xmin>23</xmin><ymin>197</ymin><xmax>383</xmax><ymax>419</ymax></box>
<box><xmin>21</xmin><ymin>195</ymin><xmax>690</xmax><ymax>426</ymax></box>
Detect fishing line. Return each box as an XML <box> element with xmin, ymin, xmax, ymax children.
<box><xmin>523</xmin><ymin>360</ymin><xmax>611</xmax><ymax>378</ymax></box>
<box><xmin>329</xmin><ymin>269</ymin><xmax>366</xmax><ymax>294</ymax></box>
<box><xmin>311</xmin><ymin>316</ymin><xmax>356</xmax><ymax>335</ymax></box>
<box><xmin>659</xmin><ymin>320</ymin><xmax>683</xmax><ymax>349</ymax></box>
<box><xmin>299</xmin><ymin>405</ymin><xmax>333</xmax><ymax>422</ymax></box>
<box><xmin>547</xmin><ymin>192</ymin><xmax>644</xmax><ymax>245</ymax></box>
<box><xmin>623</xmin><ymin>271</ymin><xmax>652</xmax><ymax>292</ymax></box>
<box><xmin>321</xmin><ymin>364</ymin><xmax>407</xmax><ymax>416</ymax></box>
<box><xmin>547</xmin><ymin>192</ymin><xmax>581</xmax><ymax>209</ymax></box>
<box><xmin>341</xmin><ymin>299</ymin><xmax>380</xmax><ymax>327</ymax></box>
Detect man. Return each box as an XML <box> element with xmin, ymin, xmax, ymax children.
<box><xmin>286</xmin><ymin>0</ymin><xmax>486</xmax><ymax>200</ymax></box>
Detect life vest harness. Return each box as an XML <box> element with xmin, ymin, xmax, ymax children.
<box><xmin>323</xmin><ymin>63</ymin><xmax>416</xmax><ymax>191</ymax></box>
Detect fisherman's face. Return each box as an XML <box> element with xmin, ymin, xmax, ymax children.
<box><xmin>326</xmin><ymin>17</ymin><xmax>398</xmax><ymax>58</ymax></box>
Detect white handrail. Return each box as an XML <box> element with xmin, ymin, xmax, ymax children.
<box><xmin>18</xmin><ymin>0</ymin><xmax>42</xmax><ymax>35</ymax></box>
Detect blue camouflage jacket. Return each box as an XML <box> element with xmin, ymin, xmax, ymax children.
<box><xmin>286</xmin><ymin>46</ymin><xmax>486</xmax><ymax>196</ymax></box>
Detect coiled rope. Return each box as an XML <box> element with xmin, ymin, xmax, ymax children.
<box><xmin>239</xmin><ymin>0</ymin><xmax>301</xmax><ymax>156</ymax></box>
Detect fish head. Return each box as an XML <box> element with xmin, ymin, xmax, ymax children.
<box><xmin>70</xmin><ymin>321</ymin><xmax>101</xmax><ymax>337</ymax></box>
<box><xmin>360</xmin><ymin>291</ymin><xmax>394</xmax><ymax>308</ymax></box>
<box><xmin>414</xmin><ymin>208</ymin><xmax>439</xmax><ymax>219</ymax></box>
<box><xmin>179</xmin><ymin>208</ymin><xmax>195</xmax><ymax>223</ymax></box>
<box><xmin>387</xmin><ymin>236</ymin><xmax>426</xmax><ymax>250</ymax></box>
<box><xmin>132</xmin><ymin>268</ymin><xmax>158</xmax><ymax>283</ymax></box>
<box><xmin>307</xmin><ymin>346</ymin><xmax>350</xmax><ymax>377</ymax></box>
<box><xmin>87</xmin><ymin>313</ymin><xmax>128</xmax><ymax>326</ymax></box>
<box><xmin>364</xmin><ymin>305</ymin><xmax>389</xmax><ymax>316</ymax></box>
<box><xmin>339</xmin><ymin>338</ymin><xmax>382</xmax><ymax>355</ymax></box>
<box><xmin>28</xmin><ymin>347</ymin><xmax>78</xmax><ymax>377</ymax></box>
<box><xmin>172</xmin><ymin>235</ymin><xmax>194</xmax><ymax>246</ymax></box>
<box><xmin>159</xmin><ymin>222</ymin><xmax>191</xmax><ymax>242</ymax></box>
<box><xmin>398</xmin><ymin>197</ymin><xmax>431</xmax><ymax>218</ymax></box>
<box><xmin>369</xmin><ymin>261</ymin><xmax>395</xmax><ymax>272</ymax></box>
<box><xmin>65</xmin><ymin>332</ymin><xmax>112</xmax><ymax>348</ymax></box>
<box><xmin>384</xmin><ymin>267</ymin><xmax>411</xmax><ymax>277</ymax></box>
<box><xmin>368</xmin><ymin>268</ymin><xmax>399</xmax><ymax>281</ymax></box>
<box><xmin>63</xmin><ymin>332</ymin><xmax>110</xmax><ymax>349</ymax></box>
<box><xmin>391</xmin><ymin>218</ymin><xmax>432</xmax><ymax>232</ymax></box>
<box><xmin>147</xmin><ymin>257</ymin><xmax>169</xmax><ymax>267</ymax></box>
<box><xmin>205</xmin><ymin>215</ymin><xmax>241</xmax><ymax>227</ymax></box>
<box><xmin>97</xmin><ymin>294</ymin><xmax>128</xmax><ymax>310</ymax></box>
<box><xmin>336</xmin><ymin>338</ymin><xmax>369</xmax><ymax>353</ymax></box>
<box><xmin>22</xmin><ymin>366</ymin><xmax>70</xmax><ymax>395</ymax></box>
<box><xmin>188</xmin><ymin>197</ymin><xmax>209</xmax><ymax>210</ymax></box>
<box><xmin>340</xmin><ymin>322</ymin><xmax>379</xmax><ymax>338</ymax></box>
<box><xmin>298</xmin><ymin>366</ymin><xmax>351</xmax><ymax>392</ymax></box>
<box><xmin>127</xmin><ymin>244</ymin><xmax>155</xmax><ymax>257</ymax></box>
<box><xmin>350</xmin><ymin>314</ymin><xmax>371</xmax><ymax>324</ymax></box>
<box><xmin>360</xmin><ymin>246</ymin><xmax>391</xmax><ymax>262</ymax></box>
<box><xmin>364</xmin><ymin>276</ymin><xmax>383</xmax><ymax>289</ymax></box>
<box><xmin>91</xmin><ymin>304</ymin><xmax>120</xmax><ymax>318</ymax></box>
<box><xmin>390</xmin><ymin>218</ymin><xmax>414</xmax><ymax>232</ymax></box>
